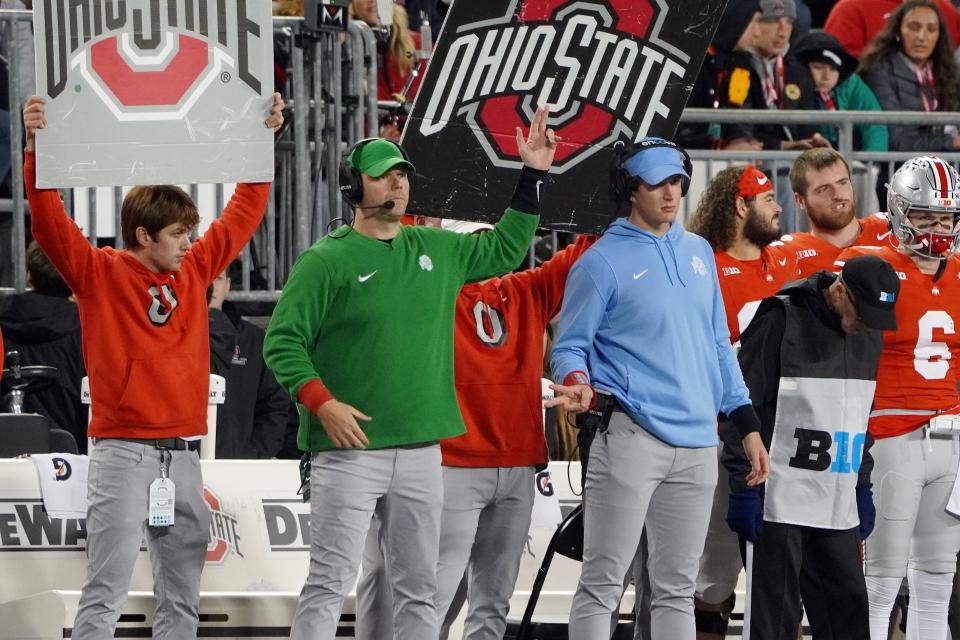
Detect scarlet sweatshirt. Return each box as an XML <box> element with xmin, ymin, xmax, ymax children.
<box><xmin>25</xmin><ymin>151</ymin><xmax>270</xmax><ymax>438</ymax></box>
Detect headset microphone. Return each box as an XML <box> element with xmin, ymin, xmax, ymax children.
<box><xmin>358</xmin><ymin>200</ymin><xmax>396</xmax><ymax>210</ymax></box>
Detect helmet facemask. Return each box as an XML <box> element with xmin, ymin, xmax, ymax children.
<box><xmin>887</xmin><ymin>157</ymin><xmax>960</xmax><ymax>260</ymax></box>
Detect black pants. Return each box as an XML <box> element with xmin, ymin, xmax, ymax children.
<box><xmin>745</xmin><ymin>522</ymin><xmax>868</xmax><ymax>640</ymax></box>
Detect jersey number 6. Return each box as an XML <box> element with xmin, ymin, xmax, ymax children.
<box><xmin>915</xmin><ymin>310</ymin><xmax>956</xmax><ymax>380</ymax></box>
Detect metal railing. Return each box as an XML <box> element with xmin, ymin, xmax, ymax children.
<box><xmin>0</xmin><ymin>12</ymin><xmax>383</xmax><ymax>302</ymax></box>
<box><xmin>3</xmin><ymin>8</ymin><xmax>960</xmax><ymax>299</ymax></box>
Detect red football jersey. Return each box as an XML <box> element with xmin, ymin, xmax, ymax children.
<box><xmin>715</xmin><ymin>244</ymin><xmax>800</xmax><ymax>342</ymax></box>
<box><xmin>835</xmin><ymin>246</ymin><xmax>960</xmax><ymax>439</ymax></box>
<box><xmin>780</xmin><ymin>214</ymin><xmax>891</xmax><ymax>277</ymax></box>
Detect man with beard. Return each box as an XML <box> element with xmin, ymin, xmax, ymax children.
<box><xmin>779</xmin><ymin>148</ymin><xmax>891</xmax><ymax>276</ymax></box>
<box><xmin>685</xmin><ymin>165</ymin><xmax>798</xmax><ymax>639</ymax></box>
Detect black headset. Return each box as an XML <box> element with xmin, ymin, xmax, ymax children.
<box><xmin>338</xmin><ymin>137</ymin><xmax>413</xmax><ymax>206</ymax></box>
<box><xmin>609</xmin><ymin>138</ymin><xmax>694</xmax><ymax>208</ymax></box>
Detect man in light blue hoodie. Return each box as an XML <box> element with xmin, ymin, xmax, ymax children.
<box><xmin>547</xmin><ymin>138</ymin><xmax>771</xmax><ymax>639</ymax></box>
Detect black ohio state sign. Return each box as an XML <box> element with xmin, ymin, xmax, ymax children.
<box><xmin>402</xmin><ymin>0</ymin><xmax>727</xmax><ymax>233</ymax></box>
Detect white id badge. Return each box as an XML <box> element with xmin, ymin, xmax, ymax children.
<box><xmin>149</xmin><ymin>478</ymin><xmax>176</xmax><ymax>527</ymax></box>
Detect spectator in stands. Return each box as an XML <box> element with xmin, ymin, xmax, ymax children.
<box><xmin>825</xmin><ymin>0</ymin><xmax>960</xmax><ymax>58</ymax></box>
<box><xmin>749</xmin><ymin>0</ymin><xmax>827</xmax><ymax>152</ymax></box>
<box><xmin>860</xmin><ymin>0</ymin><xmax>960</xmax><ymax>152</ymax></box>
<box><xmin>0</xmin><ymin>241</ymin><xmax>86</xmax><ymax>451</ymax></box>
<box><xmin>789</xmin><ymin>0</ymin><xmax>814</xmax><ymax>45</ymax></box>
<box><xmin>349</xmin><ymin>0</ymin><xmax>424</xmax><ymax>102</ymax></box>
<box><xmin>793</xmin><ymin>30</ymin><xmax>889</xmax><ymax>151</ymax></box>
<box><xmin>207</xmin><ymin>263</ymin><xmax>297</xmax><ymax>459</ymax></box>
<box><xmin>676</xmin><ymin>0</ymin><xmax>764</xmax><ymax>151</ymax></box>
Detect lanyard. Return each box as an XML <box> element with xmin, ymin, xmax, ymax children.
<box><xmin>762</xmin><ymin>55</ymin><xmax>784</xmax><ymax>107</ymax></box>
<box><xmin>819</xmin><ymin>91</ymin><xmax>837</xmax><ymax>111</ymax></box>
<box><xmin>913</xmin><ymin>62</ymin><xmax>939</xmax><ymax>112</ymax></box>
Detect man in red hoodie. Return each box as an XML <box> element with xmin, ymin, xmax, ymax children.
<box><xmin>356</xmin><ymin>228</ymin><xmax>595</xmax><ymax>640</ymax></box>
<box><xmin>22</xmin><ymin>93</ymin><xmax>283</xmax><ymax>639</ymax></box>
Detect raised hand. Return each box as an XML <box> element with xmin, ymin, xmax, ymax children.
<box><xmin>23</xmin><ymin>96</ymin><xmax>47</xmax><ymax>152</ymax></box>
<box><xmin>515</xmin><ymin>104</ymin><xmax>561</xmax><ymax>171</ymax></box>
<box><xmin>315</xmin><ymin>399</ymin><xmax>371</xmax><ymax>448</ymax></box>
<box><xmin>265</xmin><ymin>92</ymin><xmax>285</xmax><ymax>131</ymax></box>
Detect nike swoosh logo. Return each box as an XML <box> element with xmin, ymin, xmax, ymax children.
<box><xmin>757</xmin><ymin>175</ymin><xmax>769</xmax><ymax>185</ymax></box>
<box><xmin>536</xmin><ymin>180</ymin><xmax>543</xmax><ymax>202</ymax></box>
<box><xmin>876</xmin><ymin>232</ymin><xmax>891</xmax><ymax>241</ymax></box>
<box><xmin>778</xmin><ymin>258</ymin><xmax>786</xmax><ymax>266</ymax></box>
<box><xmin>633</xmin><ymin>270</ymin><xmax>648</xmax><ymax>280</ymax></box>
<box><xmin>358</xmin><ymin>271</ymin><xmax>377</xmax><ymax>283</ymax></box>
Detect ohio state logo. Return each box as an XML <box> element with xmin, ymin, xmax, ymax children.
<box><xmin>41</xmin><ymin>0</ymin><xmax>264</xmax><ymax>121</ymax></box>
<box><xmin>204</xmin><ymin>487</ymin><xmax>243</xmax><ymax>564</ymax></box>
<box><xmin>418</xmin><ymin>0</ymin><xmax>689</xmax><ymax>173</ymax></box>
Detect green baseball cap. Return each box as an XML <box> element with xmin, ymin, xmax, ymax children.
<box><xmin>349</xmin><ymin>139</ymin><xmax>416</xmax><ymax>177</ymax></box>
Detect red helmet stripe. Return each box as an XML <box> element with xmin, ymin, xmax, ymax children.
<box><xmin>932</xmin><ymin>158</ymin><xmax>951</xmax><ymax>199</ymax></box>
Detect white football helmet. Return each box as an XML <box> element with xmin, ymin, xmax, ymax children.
<box><xmin>887</xmin><ymin>156</ymin><xmax>960</xmax><ymax>259</ymax></box>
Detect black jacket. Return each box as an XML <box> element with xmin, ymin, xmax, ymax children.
<box><xmin>208</xmin><ymin>307</ymin><xmax>297</xmax><ymax>459</ymax></box>
<box><xmin>0</xmin><ymin>292</ymin><xmax>87</xmax><ymax>451</ymax></box>
<box><xmin>748</xmin><ymin>52</ymin><xmax>820</xmax><ymax>150</ymax></box>
<box><xmin>722</xmin><ymin>272</ymin><xmax>874</xmax><ymax>493</ymax></box>
<box><xmin>677</xmin><ymin>0</ymin><xmax>760</xmax><ymax>148</ymax></box>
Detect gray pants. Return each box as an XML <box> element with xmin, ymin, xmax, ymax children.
<box><xmin>73</xmin><ymin>439</ymin><xmax>210</xmax><ymax>640</ymax></box>
<box><xmin>356</xmin><ymin>465</ymin><xmax>534</xmax><ymax>640</ymax></box>
<box><xmin>291</xmin><ymin>446</ymin><xmax>443</xmax><ymax>640</ymax></box>
<box><xmin>695</xmin><ymin>444</ymin><xmax>742</xmax><ymax>605</ymax></box>
<box><xmin>569</xmin><ymin>413</ymin><xmax>716</xmax><ymax>639</ymax></box>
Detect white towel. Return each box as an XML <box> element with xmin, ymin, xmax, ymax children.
<box><xmin>30</xmin><ymin>453</ymin><xmax>89</xmax><ymax>519</ymax></box>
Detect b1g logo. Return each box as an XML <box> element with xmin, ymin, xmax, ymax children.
<box><xmin>39</xmin><ymin>0</ymin><xmax>265</xmax><ymax>121</ymax></box>
<box><xmin>788</xmin><ymin>428</ymin><xmax>866</xmax><ymax>474</ymax></box>
<box><xmin>418</xmin><ymin>0</ymin><xmax>689</xmax><ymax>173</ymax></box>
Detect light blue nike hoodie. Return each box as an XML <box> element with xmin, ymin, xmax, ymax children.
<box><xmin>551</xmin><ymin>217</ymin><xmax>752</xmax><ymax>448</ymax></box>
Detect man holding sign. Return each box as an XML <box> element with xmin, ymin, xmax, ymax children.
<box><xmin>22</xmin><ymin>92</ymin><xmax>283</xmax><ymax>639</ymax></box>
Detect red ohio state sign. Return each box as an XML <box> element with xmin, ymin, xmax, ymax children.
<box><xmin>402</xmin><ymin>0</ymin><xmax>726</xmax><ymax>233</ymax></box>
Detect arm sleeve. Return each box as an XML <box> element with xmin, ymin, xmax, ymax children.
<box><xmin>25</xmin><ymin>151</ymin><xmax>105</xmax><ymax>297</ymax></box>
<box><xmin>712</xmin><ymin>259</ymin><xmax>752</xmax><ymax>416</ymax></box>
<box><xmin>549</xmin><ymin>255</ymin><xmax>614</xmax><ymax>384</ymax></box>
<box><xmin>511</xmin><ymin>235</ymin><xmax>598</xmax><ymax>321</ymax></box>
<box><xmin>263</xmin><ymin>250</ymin><xmax>335</xmax><ymax>409</ymax></box>
<box><xmin>188</xmin><ymin>183</ymin><xmax>271</xmax><ymax>284</ymax></box>
<box><xmin>456</xmin><ymin>209</ymin><xmax>540</xmax><ymax>284</ymax></box>
<box><xmin>723</xmin><ymin>302</ymin><xmax>785</xmax><ymax>492</ymax></box>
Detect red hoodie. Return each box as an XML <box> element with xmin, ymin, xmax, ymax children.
<box><xmin>25</xmin><ymin>152</ymin><xmax>270</xmax><ymax>439</ymax></box>
<box><xmin>441</xmin><ymin>235</ymin><xmax>596</xmax><ymax>467</ymax></box>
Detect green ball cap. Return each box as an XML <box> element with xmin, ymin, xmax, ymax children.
<box><xmin>351</xmin><ymin>139</ymin><xmax>417</xmax><ymax>177</ymax></box>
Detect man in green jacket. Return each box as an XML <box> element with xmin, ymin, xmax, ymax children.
<box><xmin>264</xmin><ymin>106</ymin><xmax>558</xmax><ymax>640</ymax></box>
